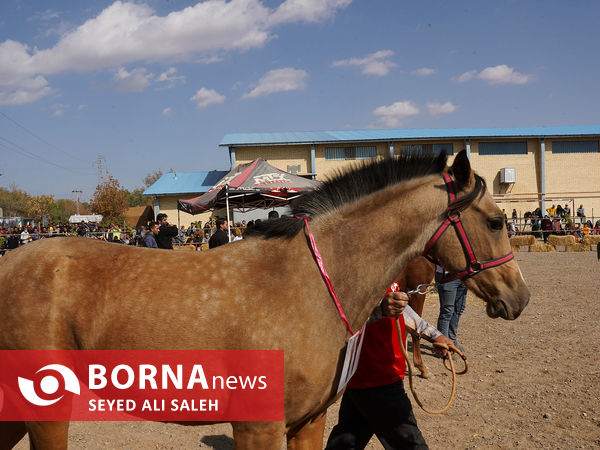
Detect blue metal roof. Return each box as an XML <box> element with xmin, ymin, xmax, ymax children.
<box><xmin>220</xmin><ymin>125</ymin><xmax>600</xmax><ymax>147</ymax></box>
<box><xmin>143</xmin><ymin>170</ymin><xmax>228</xmax><ymax>196</ymax></box>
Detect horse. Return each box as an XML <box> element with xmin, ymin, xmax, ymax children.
<box><xmin>397</xmin><ymin>256</ymin><xmax>437</xmax><ymax>379</ymax></box>
<box><xmin>0</xmin><ymin>150</ymin><xmax>530</xmax><ymax>449</ymax></box>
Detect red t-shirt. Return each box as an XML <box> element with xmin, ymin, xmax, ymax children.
<box><xmin>347</xmin><ymin>282</ymin><xmax>407</xmax><ymax>389</ymax></box>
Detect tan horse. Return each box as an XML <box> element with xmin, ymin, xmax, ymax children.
<box><xmin>0</xmin><ymin>150</ymin><xmax>529</xmax><ymax>449</ymax></box>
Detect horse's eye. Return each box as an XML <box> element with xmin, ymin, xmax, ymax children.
<box><xmin>488</xmin><ymin>218</ymin><xmax>504</xmax><ymax>231</ymax></box>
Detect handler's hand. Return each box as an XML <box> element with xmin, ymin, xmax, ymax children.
<box><xmin>432</xmin><ymin>335</ymin><xmax>455</xmax><ymax>357</ymax></box>
<box><xmin>380</xmin><ymin>291</ymin><xmax>409</xmax><ymax>317</ymax></box>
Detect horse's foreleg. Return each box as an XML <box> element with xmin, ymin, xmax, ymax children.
<box><xmin>408</xmin><ymin>292</ymin><xmax>432</xmax><ymax>379</ymax></box>
<box><xmin>287</xmin><ymin>412</ymin><xmax>326</xmax><ymax>450</ymax></box>
<box><xmin>25</xmin><ymin>421</ymin><xmax>69</xmax><ymax>450</ymax></box>
<box><xmin>410</xmin><ymin>332</ymin><xmax>432</xmax><ymax>379</ymax></box>
<box><xmin>0</xmin><ymin>421</ymin><xmax>27</xmax><ymax>450</ymax></box>
<box><xmin>232</xmin><ymin>421</ymin><xmax>285</xmax><ymax>450</ymax></box>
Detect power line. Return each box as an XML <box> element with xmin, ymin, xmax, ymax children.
<box><xmin>0</xmin><ymin>110</ymin><xmax>89</xmax><ymax>164</ymax></box>
<box><xmin>0</xmin><ymin>136</ymin><xmax>94</xmax><ymax>175</ymax></box>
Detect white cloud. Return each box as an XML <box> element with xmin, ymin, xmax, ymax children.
<box><xmin>112</xmin><ymin>67</ymin><xmax>154</xmax><ymax>92</ymax></box>
<box><xmin>28</xmin><ymin>9</ymin><xmax>60</xmax><ymax>22</ymax></box>
<box><xmin>162</xmin><ymin>107</ymin><xmax>173</xmax><ymax>117</ymax></box>
<box><xmin>156</xmin><ymin>67</ymin><xmax>186</xmax><ymax>89</ymax></box>
<box><xmin>456</xmin><ymin>70</ymin><xmax>477</xmax><ymax>83</ymax></box>
<box><xmin>270</xmin><ymin>0</ymin><xmax>352</xmax><ymax>25</ymax></box>
<box><xmin>372</xmin><ymin>101</ymin><xmax>420</xmax><ymax>127</ymax></box>
<box><xmin>0</xmin><ymin>0</ymin><xmax>350</xmax><ymax>105</ymax></box>
<box><xmin>427</xmin><ymin>101</ymin><xmax>456</xmax><ymax>116</ymax></box>
<box><xmin>456</xmin><ymin>65</ymin><xmax>535</xmax><ymax>85</ymax></box>
<box><xmin>412</xmin><ymin>67</ymin><xmax>436</xmax><ymax>76</ymax></box>
<box><xmin>190</xmin><ymin>88</ymin><xmax>226</xmax><ymax>109</ymax></box>
<box><xmin>242</xmin><ymin>67</ymin><xmax>308</xmax><ymax>99</ymax></box>
<box><xmin>332</xmin><ymin>50</ymin><xmax>396</xmax><ymax>77</ymax></box>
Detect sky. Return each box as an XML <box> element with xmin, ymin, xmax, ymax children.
<box><xmin>1</xmin><ymin>0</ymin><xmax>599</xmax><ymax>201</ymax></box>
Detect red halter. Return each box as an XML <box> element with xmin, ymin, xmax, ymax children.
<box><xmin>422</xmin><ymin>172</ymin><xmax>514</xmax><ymax>283</ymax></box>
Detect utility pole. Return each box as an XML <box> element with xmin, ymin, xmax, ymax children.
<box><xmin>72</xmin><ymin>190</ymin><xmax>82</xmax><ymax>215</ymax></box>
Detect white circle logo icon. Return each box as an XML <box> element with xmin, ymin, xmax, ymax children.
<box><xmin>18</xmin><ymin>364</ymin><xmax>80</xmax><ymax>406</ymax></box>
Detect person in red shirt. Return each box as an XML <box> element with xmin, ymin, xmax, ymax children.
<box><xmin>326</xmin><ymin>282</ymin><xmax>454</xmax><ymax>450</ymax></box>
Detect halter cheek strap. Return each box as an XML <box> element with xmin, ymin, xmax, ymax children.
<box><xmin>422</xmin><ymin>172</ymin><xmax>514</xmax><ymax>283</ymax></box>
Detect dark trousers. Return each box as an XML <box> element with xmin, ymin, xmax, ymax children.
<box><xmin>325</xmin><ymin>380</ymin><xmax>428</xmax><ymax>450</ymax></box>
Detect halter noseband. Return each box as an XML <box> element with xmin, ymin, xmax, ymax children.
<box><xmin>422</xmin><ymin>172</ymin><xmax>514</xmax><ymax>283</ymax></box>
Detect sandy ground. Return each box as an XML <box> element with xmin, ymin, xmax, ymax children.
<box><xmin>13</xmin><ymin>252</ymin><xmax>600</xmax><ymax>449</ymax></box>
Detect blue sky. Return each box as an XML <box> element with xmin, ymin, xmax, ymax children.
<box><xmin>1</xmin><ymin>0</ymin><xmax>599</xmax><ymax>201</ymax></box>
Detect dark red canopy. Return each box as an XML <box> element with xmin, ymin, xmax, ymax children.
<box><xmin>178</xmin><ymin>158</ymin><xmax>319</xmax><ymax>214</ymax></box>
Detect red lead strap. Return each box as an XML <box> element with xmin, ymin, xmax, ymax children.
<box><xmin>301</xmin><ymin>217</ymin><xmax>354</xmax><ymax>335</ymax></box>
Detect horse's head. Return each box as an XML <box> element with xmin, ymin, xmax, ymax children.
<box><xmin>426</xmin><ymin>150</ymin><xmax>530</xmax><ymax>320</ymax></box>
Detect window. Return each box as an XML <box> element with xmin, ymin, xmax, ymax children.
<box><xmin>355</xmin><ymin>146</ymin><xmax>377</xmax><ymax>159</ymax></box>
<box><xmin>325</xmin><ymin>146</ymin><xmax>376</xmax><ymax>160</ymax></box>
<box><xmin>551</xmin><ymin>140</ymin><xmax>598</xmax><ymax>154</ymax></box>
<box><xmin>400</xmin><ymin>143</ymin><xmax>454</xmax><ymax>156</ymax></box>
<box><xmin>478</xmin><ymin>141</ymin><xmax>527</xmax><ymax>155</ymax></box>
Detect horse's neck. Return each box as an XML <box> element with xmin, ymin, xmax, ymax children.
<box><xmin>308</xmin><ymin>175</ymin><xmax>447</xmax><ymax>332</ymax></box>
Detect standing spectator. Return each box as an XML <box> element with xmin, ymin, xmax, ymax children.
<box><xmin>435</xmin><ymin>266</ymin><xmax>468</xmax><ymax>350</ymax></box>
<box><xmin>556</xmin><ymin>205</ymin><xmax>564</xmax><ymax>218</ymax></box>
<box><xmin>546</xmin><ymin>204</ymin><xmax>557</xmax><ymax>217</ymax></box>
<box><xmin>542</xmin><ymin>215</ymin><xmax>553</xmax><ymax>243</ymax></box>
<box><xmin>511</xmin><ymin>209</ymin><xmax>518</xmax><ymax>221</ymax></box>
<box><xmin>508</xmin><ymin>221</ymin><xmax>517</xmax><ymax>237</ymax></box>
<box><xmin>6</xmin><ymin>228</ymin><xmax>19</xmax><ymax>249</ymax></box>
<box><xmin>208</xmin><ymin>218</ymin><xmax>229</xmax><ymax>249</ymax></box>
<box><xmin>143</xmin><ymin>221</ymin><xmax>160</xmax><ymax>248</ymax></box>
<box><xmin>564</xmin><ymin>204</ymin><xmax>571</xmax><ymax>217</ymax></box>
<box><xmin>20</xmin><ymin>228</ymin><xmax>31</xmax><ymax>245</ymax></box>
<box><xmin>576</xmin><ymin>204</ymin><xmax>585</xmax><ymax>224</ymax></box>
<box><xmin>268</xmin><ymin>210</ymin><xmax>280</xmax><ymax>220</ymax></box>
<box><xmin>156</xmin><ymin>213</ymin><xmax>178</xmax><ymax>249</ymax></box>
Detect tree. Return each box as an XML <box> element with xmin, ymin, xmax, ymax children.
<box><xmin>125</xmin><ymin>187</ymin><xmax>151</xmax><ymax>207</ymax></box>
<box><xmin>90</xmin><ymin>176</ymin><xmax>129</xmax><ymax>225</ymax></box>
<box><xmin>143</xmin><ymin>170</ymin><xmax>163</xmax><ymax>188</ymax></box>
<box><xmin>0</xmin><ymin>186</ymin><xmax>29</xmax><ymax>217</ymax></box>
<box><xmin>49</xmin><ymin>199</ymin><xmax>77</xmax><ymax>223</ymax></box>
<box><xmin>25</xmin><ymin>195</ymin><xmax>54</xmax><ymax>223</ymax></box>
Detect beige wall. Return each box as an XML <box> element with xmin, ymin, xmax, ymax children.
<box><xmin>236</xmin><ymin>145</ymin><xmax>312</xmax><ymax>175</ymax></box>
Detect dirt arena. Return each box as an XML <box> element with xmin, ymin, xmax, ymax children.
<box><xmin>13</xmin><ymin>252</ymin><xmax>600</xmax><ymax>449</ymax></box>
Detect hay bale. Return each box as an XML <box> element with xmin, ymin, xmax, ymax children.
<box><xmin>566</xmin><ymin>243</ymin><xmax>590</xmax><ymax>252</ymax></box>
<box><xmin>509</xmin><ymin>235</ymin><xmax>536</xmax><ymax>246</ymax></box>
<box><xmin>529</xmin><ymin>243</ymin><xmax>556</xmax><ymax>252</ymax></box>
<box><xmin>548</xmin><ymin>235</ymin><xmax>576</xmax><ymax>246</ymax></box>
<box><xmin>511</xmin><ymin>246</ymin><xmax>520</xmax><ymax>253</ymax></box>
<box><xmin>582</xmin><ymin>235</ymin><xmax>600</xmax><ymax>245</ymax></box>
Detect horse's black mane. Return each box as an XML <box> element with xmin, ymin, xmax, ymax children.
<box><xmin>246</xmin><ymin>151</ymin><xmax>485</xmax><ymax>239</ymax></box>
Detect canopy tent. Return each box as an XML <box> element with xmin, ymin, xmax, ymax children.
<box><xmin>177</xmin><ymin>158</ymin><xmax>319</xmax><ymax>214</ymax></box>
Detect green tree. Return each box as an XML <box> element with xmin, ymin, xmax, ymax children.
<box><xmin>125</xmin><ymin>187</ymin><xmax>151</xmax><ymax>207</ymax></box>
<box><xmin>49</xmin><ymin>199</ymin><xmax>77</xmax><ymax>223</ymax></box>
<box><xmin>0</xmin><ymin>186</ymin><xmax>30</xmax><ymax>217</ymax></box>
<box><xmin>90</xmin><ymin>176</ymin><xmax>129</xmax><ymax>225</ymax></box>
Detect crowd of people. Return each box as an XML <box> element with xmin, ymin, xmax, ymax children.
<box><xmin>504</xmin><ymin>204</ymin><xmax>600</xmax><ymax>242</ymax></box>
<box><xmin>0</xmin><ymin>213</ymin><xmax>275</xmax><ymax>255</ymax></box>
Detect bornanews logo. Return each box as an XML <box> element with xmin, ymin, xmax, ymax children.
<box><xmin>0</xmin><ymin>350</ymin><xmax>283</xmax><ymax>421</ymax></box>
<box><xmin>18</xmin><ymin>364</ymin><xmax>81</xmax><ymax>406</ymax></box>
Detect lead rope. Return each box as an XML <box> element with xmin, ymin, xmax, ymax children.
<box><xmin>395</xmin><ymin>285</ymin><xmax>468</xmax><ymax>414</ymax></box>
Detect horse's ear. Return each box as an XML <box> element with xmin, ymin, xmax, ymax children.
<box><xmin>451</xmin><ymin>150</ymin><xmax>474</xmax><ymax>191</ymax></box>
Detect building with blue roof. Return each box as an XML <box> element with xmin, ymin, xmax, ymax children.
<box><xmin>143</xmin><ymin>170</ymin><xmax>228</xmax><ymax>227</ymax></box>
<box><xmin>220</xmin><ymin>125</ymin><xmax>600</xmax><ymax>223</ymax></box>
